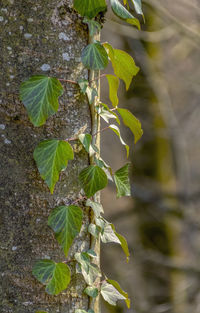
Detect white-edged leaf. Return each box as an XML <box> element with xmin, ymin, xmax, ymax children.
<box><xmin>109</xmin><ymin>124</ymin><xmax>129</xmax><ymax>158</ymax></box>
<box><xmin>107</xmin><ymin>279</ymin><xmax>130</xmax><ymax>308</ymax></box>
<box><xmin>86</xmin><ymin>199</ymin><xmax>104</xmax><ymax>217</ymax></box>
<box><xmin>84</xmin><ymin>286</ymin><xmax>99</xmax><ymax>298</ymax></box>
<box><xmin>75</xmin><ymin>252</ymin><xmax>101</xmax><ymax>285</ymax></box>
<box><xmin>110</xmin><ymin>0</ymin><xmax>140</xmax><ymax>29</ymax></box>
<box><xmin>101</xmin><ymin>281</ymin><xmax>126</xmax><ymax>306</ymax></box>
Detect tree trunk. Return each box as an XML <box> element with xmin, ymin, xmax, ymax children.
<box><xmin>0</xmin><ymin>1</ymin><xmax>91</xmax><ymax>312</ymax></box>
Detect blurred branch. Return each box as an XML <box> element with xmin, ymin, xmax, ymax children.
<box><xmin>104</xmin><ymin>20</ymin><xmax>176</xmax><ymax>42</ymax></box>
<box><xmin>144</xmin><ymin>0</ymin><xmax>200</xmax><ymax>48</ymax></box>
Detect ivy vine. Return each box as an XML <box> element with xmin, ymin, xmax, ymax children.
<box><xmin>19</xmin><ymin>1</ymin><xmax>144</xmax><ymax>312</ymax></box>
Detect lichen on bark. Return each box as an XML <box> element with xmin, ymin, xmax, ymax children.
<box><xmin>0</xmin><ymin>1</ymin><xmax>91</xmax><ymax>312</ymax></box>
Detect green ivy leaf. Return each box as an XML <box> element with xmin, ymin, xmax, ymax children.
<box><xmin>36</xmin><ymin>311</ymin><xmax>48</xmax><ymax>313</ymax></box>
<box><xmin>86</xmin><ymin>199</ymin><xmax>104</xmax><ymax>217</ymax></box>
<box><xmin>32</xmin><ymin>260</ymin><xmax>70</xmax><ymax>295</ymax></box>
<box><xmin>104</xmin><ymin>43</ymin><xmax>139</xmax><ymax>90</ymax></box>
<box><xmin>114</xmin><ymin>163</ymin><xmax>131</xmax><ymax>198</ymax></box>
<box><xmin>110</xmin><ymin>0</ymin><xmax>140</xmax><ymax>29</ymax></box>
<box><xmin>83</xmin><ymin>18</ymin><xmax>102</xmax><ymax>37</ymax></box>
<box><xmin>79</xmin><ymin>165</ymin><xmax>108</xmax><ymax>198</ymax></box>
<box><xmin>109</xmin><ymin>124</ymin><xmax>129</xmax><ymax>158</ymax></box>
<box><xmin>20</xmin><ymin>75</ymin><xmax>63</xmax><ymax>127</ymax></box>
<box><xmin>106</xmin><ymin>75</ymin><xmax>119</xmax><ymax>107</ymax></box>
<box><xmin>48</xmin><ymin>205</ymin><xmax>83</xmax><ymax>256</ymax></box>
<box><xmin>96</xmin><ymin>103</ymin><xmax>120</xmax><ymax>124</ymax></box>
<box><xmin>33</xmin><ymin>139</ymin><xmax>74</xmax><ymax>194</ymax></box>
<box><xmin>110</xmin><ymin>224</ymin><xmax>130</xmax><ymax>262</ymax></box>
<box><xmin>117</xmin><ymin>108</ymin><xmax>143</xmax><ymax>143</ymax></box>
<box><xmin>107</xmin><ymin>279</ymin><xmax>130</xmax><ymax>308</ymax></box>
<box><xmin>101</xmin><ymin>281</ymin><xmax>126</xmax><ymax>306</ymax></box>
<box><xmin>75</xmin><ymin>252</ymin><xmax>101</xmax><ymax>285</ymax></box>
<box><xmin>73</xmin><ymin>0</ymin><xmax>107</xmax><ymax>19</ymax></box>
<box><xmin>81</xmin><ymin>42</ymin><xmax>108</xmax><ymax>70</ymax></box>
<box><xmin>84</xmin><ymin>286</ymin><xmax>99</xmax><ymax>298</ymax></box>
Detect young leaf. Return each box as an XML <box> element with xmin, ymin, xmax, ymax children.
<box><xmin>83</xmin><ymin>18</ymin><xmax>101</xmax><ymax>37</ymax></box>
<box><xmin>79</xmin><ymin>165</ymin><xmax>108</xmax><ymax>198</ymax></box>
<box><xmin>110</xmin><ymin>0</ymin><xmax>140</xmax><ymax>29</ymax></box>
<box><xmin>20</xmin><ymin>75</ymin><xmax>63</xmax><ymax>127</ymax></box>
<box><xmin>84</xmin><ymin>286</ymin><xmax>99</xmax><ymax>298</ymax></box>
<box><xmin>73</xmin><ymin>0</ymin><xmax>107</xmax><ymax>19</ymax></box>
<box><xmin>104</xmin><ymin>43</ymin><xmax>140</xmax><ymax>90</ymax></box>
<box><xmin>117</xmin><ymin>108</ymin><xmax>143</xmax><ymax>143</ymax></box>
<box><xmin>107</xmin><ymin>279</ymin><xmax>130</xmax><ymax>308</ymax></box>
<box><xmin>78</xmin><ymin>134</ymin><xmax>92</xmax><ymax>153</ymax></box>
<box><xmin>86</xmin><ymin>249</ymin><xmax>97</xmax><ymax>258</ymax></box>
<box><xmin>32</xmin><ymin>260</ymin><xmax>70</xmax><ymax>295</ymax></box>
<box><xmin>86</xmin><ymin>199</ymin><xmax>104</xmax><ymax>217</ymax></box>
<box><xmin>88</xmin><ymin>223</ymin><xmax>101</xmax><ymax>238</ymax></box>
<box><xmin>114</xmin><ymin>163</ymin><xmax>131</xmax><ymax>198</ymax></box>
<box><xmin>81</xmin><ymin>42</ymin><xmax>108</xmax><ymax>70</ymax></box>
<box><xmin>36</xmin><ymin>311</ymin><xmax>48</xmax><ymax>313</ymax></box>
<box><xmin>101</xmin><ymin>281</ymin><xmax>126</xmax><ymax>306</ymax></box>
<box><xmin>48</xmin><ymin>205</ymin><xmax>83</xmax><ymax>256</ymax></box>
<box><xmin>86</xmin><ymin>86</ymin><xmax>98</xmax><ymax>104</ymax></box>
<box><xmin>33</xmin><ymin>139</ymin><xmax>74</xmax><ymax>194</ymax></box>
<box><xmin>109</xmin><ymin>124</ymin><xmax>129</xmax><ymax>158</ymax></box>
<box><xmin>78</xmin><ymin>79</ymin><xmax>89</xmax><ymax>94</ymax></box>
<box><xmin>106</xmin><ymin>75</ymin><xmax>119</xmax><ymax>107</ymax></box>
<box><xmin>110</xmin><ymin>223</ymin><xmax>130</xmax><ymax>262</ymax></box>
<box><xmin>75</xmin><ymin>252</ymin><xmax>101</xmax><ymax>285</ymax></box>
<box><xmin>101</xmin><ymin>223</ymin><xmax>121</xmax><ymax>244</ymax></box>
<box><xmin>96</xmin><ymin>103</ymin><xmax>120</xmax><ymax>124</ymax></box>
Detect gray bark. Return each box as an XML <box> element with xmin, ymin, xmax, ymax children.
<box><xmin>0</xmin><ymin>1</ymin><xmax>91</xmax><ymax>312</ymax></box>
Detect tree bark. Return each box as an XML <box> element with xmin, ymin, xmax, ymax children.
<box><xmin>0</xmin><ymin>1</ymin><xmax>91</xmax><ymax>312</ymax></box>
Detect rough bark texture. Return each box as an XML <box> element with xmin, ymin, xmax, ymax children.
<box><xmin>0</xmin><ymin>1</ymin><xmax>91</xmax><ymax>312</ymax></box>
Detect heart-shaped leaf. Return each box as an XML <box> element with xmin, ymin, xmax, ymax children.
<box><xmin>20</xmin><ymin>75</ymin><xmax>63</xmax><ymax>127</ymax></box>
<box><xmin>32</xmin><ymin>260</ymin><xmax>71</xmax><ymax>295</ymax></box>
<box><xmin>79</xmin><ymin>165</ymin><xmax>108</xmax><ymax>198</ymax></box>
<box><xmin>101</xmin><ymin>281</ymin><xmax>126</xmax><ymax>306</ymax></box>
<box><xmin>73</xmin><ymin>0</ymin><xmax>107</xmax><ymax>19</ymax></box>
<box><xmin>33</xmin><ymin>139</ymin><xmax>74</xmax><ymax>194</ymax></box>
<box><xmin>48</xmin><ymin>205</ymin><xmax>83</xmax><ymax>256</ymax></box>
<box><xmin>107</xmin><ymin>279</ymin><xmax>130</xmax><ymax>308</ymax></box>
<box><xmin>81</xmin><ymin>42</ymin><xmax>108</xmax><ymax>70</ymax></box>
<box><xmin>75</xmin><ymin>252</ymin><xmax>101</xmax><ymax>285</ymax></box>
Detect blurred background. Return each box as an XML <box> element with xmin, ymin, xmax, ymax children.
<box><xmin>100</xmin><ymin>0</ymin><xmax>200</xmax><ymax>312</ymax></box>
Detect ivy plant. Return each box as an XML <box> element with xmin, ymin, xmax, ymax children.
<box><xmin>19</xmin><ymin>0</ymin><xmax>144</xmax><ymax>312</ymax></box>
